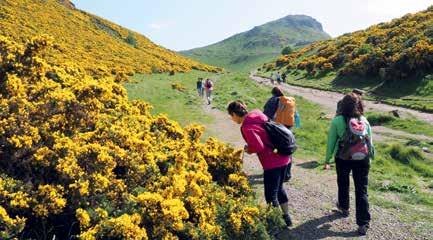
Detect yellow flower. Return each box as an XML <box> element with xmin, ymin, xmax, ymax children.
<box><xmin>76</xmin><ymin>208</ymin><xmax>91</xmax><ymax>228</ymax></box>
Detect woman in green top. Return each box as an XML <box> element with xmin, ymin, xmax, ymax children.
<box><xmin>324</xmin><ymin>93</ymin><xmax>374</xmax><ymax>236</ymax></box>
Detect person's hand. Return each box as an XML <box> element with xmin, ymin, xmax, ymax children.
<box><xmin>244</xmin><ymin>145</ymin><xmax>252</xmax><ymax>154</ymax></box>
<box><xmin>323</xmin><ymin>164</ymin><xmax>331</xmax><ymax>170</ymax></box>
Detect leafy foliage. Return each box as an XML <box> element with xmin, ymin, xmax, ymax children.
<box><xmin>281</xmin><ymin>46</ymin><xmax>293</xmax><ymax>55</ymax></box>
<box><xmin>266</xmin><ymin>7</ymin><xmax>433</xmax><ymax>86</ymax></box>
<box><xmin>0</xmin><ymin>36</ymin><xmax>283</xmax><ymax>239</ymax></box>
<box><xmin>0</xmin><ymin>0</ymin><xmax>220</xmax><ymax>78</ymax></box>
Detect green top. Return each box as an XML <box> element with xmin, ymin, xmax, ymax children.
<box><xmin>325</xmin><ymin>115</ymin><xmax>374</xmax><ymax>163</ymax></box>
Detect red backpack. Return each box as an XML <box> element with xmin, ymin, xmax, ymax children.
<box><xmin>337</xmin><ymin>118</ymin><xmax>371</xmax><ymax>160</ymax></box>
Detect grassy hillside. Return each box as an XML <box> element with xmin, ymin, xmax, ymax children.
<box><xmin>124</xmin><ymin>71</ymin><xmax>215</xmax><ymax>127</ymax></box>
<box><xmin>126</xmin><ymin>70</ymin><xmax>433</xmax><ymax>229</ymax></box>
<box><xmin>181</xmin><ymin>15</ymin><xmax>330</xmax><ymax>71</ymax></box>
<box><xmin>0</xmin><ymin>0</ymin><xmax>219</xmax><ymax>78</ymax></box>
<box><xmin>261</xmin><ymin>6</ymin><xmax>433</xmax><ymax>111</ymax></box>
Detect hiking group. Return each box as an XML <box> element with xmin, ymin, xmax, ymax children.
<box><xmin>227</xmin><ymin>87</ymin><xmax>373</xmax><ymax>236</ymax></box>
<box><xmin>196</xmin><ymin>77</ymin><xmax>214</xmax><ymax>104</ymax></box>
<box><xmin>270</xmin><ymin>71</ymin><xmax>287</xmax><ymax>85</ymax></box>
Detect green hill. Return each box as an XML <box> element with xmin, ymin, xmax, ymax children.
<box><xmin>262</xmin><ymin>6</ymin><xmax>433</xmax><ymax>112</ymax></box>
<box><xmin>0</xmin><ymin>0</ymin><xmax>219</xmax><ymax>78</ymax></box>
<box><xmin>181</xmin><ymin>15</ymin><xmax>330</xmax><ymax>71</ymax></box>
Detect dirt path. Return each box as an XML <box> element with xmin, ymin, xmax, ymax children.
<box><xmin>201</xmin><ymin>103</ymin><xmax>430</xmax><ymax>240</ymax></box>
<box><xmin>250</xmin><ymin>74</ymin><xmax>433</xmax><ymax>125</ymax></box>
<box><xmin>250</xmin><ymin>74</ymin><xmax>433</xmax><ymax>144</ymax></box>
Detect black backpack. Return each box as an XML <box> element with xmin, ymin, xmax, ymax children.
<box><xmin>263</xmin><ymin>120</ymin><xmax>297</xmax><ymax>156</ymax></box>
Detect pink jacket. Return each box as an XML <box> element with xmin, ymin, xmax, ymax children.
<box><xmin>241</xmin><ymin>109</ymin><xmax>291</xmax><ymax>170</ymax></box>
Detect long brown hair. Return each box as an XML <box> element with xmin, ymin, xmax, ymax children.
<box><xmin>340</xmin><ymin>93</ymin><xmax>364</xmax><ymax>118</ymax></box>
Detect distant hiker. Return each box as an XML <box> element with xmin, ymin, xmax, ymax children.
<box><xmin>324</xmin><ymin>93</ymin><xmax>374</xmax><ymax>236</ymax></box>
<box><xmin>263</xmin><ymin>86</ymin><xmax>298</xmax><ymax>182</ymax></box>
<box><xmin>228</xmin><ymin>100</ymin><xmax>293</xmax><ymax>227</ymax></box>
<box><xmin>276</xmin><ymin>72</ymin><xmax>282</xmax><ymax>84</ymax></box>
<box><xmin>204</xmin><ymin>78</ymin><xmax>214</xmax><ymax>104</ymax></box>
<box><xmin>196</xmin><ymin>78</ymin><xmax>204</xmax><ymax>97</ymax></box>
<box><xmin>270</xmin><ymin>73</ymin><xmax>275</xmax><ymax>85</ymax></box>
<box><xmin>336</xmin><ymin>88</ymin><xmax>364</xmax><ymax>115</ymax></box>
<box><xmin>281</xmin><ymin>72</ymin><xmax>287</xmax><ymax>83</ymax></box>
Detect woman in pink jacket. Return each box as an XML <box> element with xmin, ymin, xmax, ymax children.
<box><xmin>227</xmin><ymin>100</ymin><xmax>293</xmax><ymax>226</ymax></box>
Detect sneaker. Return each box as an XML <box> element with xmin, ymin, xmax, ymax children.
<box><xmin>282</xmin><ymin>214</ymin><xmax>292</xmax><ymax>227</ymax></box>
<box><xmin>336</xmin><ymin>202</ymin><xmax>349</xmax><ymax>217</ymax></box>
<box><xmin>358</xmin><ymin>224</ymin><xmax>369</xmax><ymax>236</ymax></box>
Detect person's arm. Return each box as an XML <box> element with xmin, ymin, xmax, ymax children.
<box><xmin>242</xmin><ymin>128</ymin><xmax>265</xmax><ymax>154</ymax></box>
<box><xmin>367</xmin><ymin>121</ymin><xmax>375</xmax><ymax>159</ymax></box>
<box><xmin>263</xmin><ymin>98</ymin><xmax>278</xmax><ymax>119</ymax></box>
<box><xmin>325</xmin><ymin>119</ymin><xmax>338</xmax><ymax>165</ymax></box>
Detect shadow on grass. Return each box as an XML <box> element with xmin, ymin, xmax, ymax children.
<box><xmin>247</xmin><ymin>174</ymin><xmax>263</xmax><ymax>185</ymax></box>
<box><xmin>296</xmin><ymin>161</ymin><xmax>319</xmax><ymax>169</ymax></box>
<box><xmin>276</xmin><ymin>212</ymin><xmax>359</xmax><ymax>240</ymax></box>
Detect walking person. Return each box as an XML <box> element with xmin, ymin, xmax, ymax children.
<box><xmin>281</xmin><ymin>72</ymin><xmax>287</xmax><ymax>83</ymax></box>
<box><xmin>324</xmin><ymin>93</ymin><xmax>374</xmax><ymax>236</ymax></box>
<box><xmin>196</xmin><ymin>78</ymin><xmax>204</xmax><ymax>97</ymax></box>
<box><xmin>276</xmin><ymin>72</ymin><xmax>282</xmax><ymax>84</ymax></box>
<box><xmin>227</xmin><ymin>101</ymin><xmax>293</xmax><ymax>227</ymax></box>
<box><xmin>336</xmin><ymin>88</ymin><xmax>364</xmax><ymax>115</ymax></box>
<box><xmin>263</xmin><ymin>87</ymin><xmax>297</xmax><ymax>182</ymax></box>
<box><xmin>270</xmin><ymin>73</ymin><xmax>275</xmax><ymax>85</ymax></box>
<box><xmin>204</xmin><ymin>78</ymin><xmax>214</xmax><ymax>105</ymax></box>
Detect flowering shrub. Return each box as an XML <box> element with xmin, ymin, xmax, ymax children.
<box><xmin>171</xmin><ymin>82</ymin><xmax>187</xmax><ymax>92</ymax></box>
<box><xmin>268</xmin><ymin>6</ymin><xmax>433</xmax><ymax>80</ymax></box>
<box><xmin>0</xmin><ymin>0</ymin><xmax>220</xmax><ymax>79</ymax></box>
<box><xmin>0</xmin><ymin>35</ymin><xmax>283</xmax><ymax>239</ymax></box>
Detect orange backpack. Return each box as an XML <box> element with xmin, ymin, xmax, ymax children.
<box><xmin>274</xmin><ymin>96</ymin><xmax>296</xmax><ymax>127</ymax></box>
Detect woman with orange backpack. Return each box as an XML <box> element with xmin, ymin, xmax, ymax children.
<box><xmin>324</xmin><ymin>93</ymin><xmax>374</xmax><ymax>236</ymax></box>
<box><xmin>263</xmin><ymin>87</ymin><xmax>298</xmax><ymax>182</ymax></box>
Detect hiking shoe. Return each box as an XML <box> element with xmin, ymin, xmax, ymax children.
<box><xmin>358</xmin><ymin>224</ymin><xmax>369</xmax><ymax>236</ymax></box>
<box><xmin>282</xmin><ymin>214</ymin><xmax>292</xmax><ymax>227</ymax></box>
<box><xmin>336</xmin><ymin>202</ymin><xmax>349</xmax><ymax>217</ymax></box>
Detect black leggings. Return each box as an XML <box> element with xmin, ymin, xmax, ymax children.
<box><xmin>263</xmin><ymin>165</ymin><xmax>289</xmax><ymax>206</ymax></box>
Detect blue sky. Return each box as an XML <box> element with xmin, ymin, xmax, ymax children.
<box><xmin>73</xmin><ymin>0</ymin><xmax>432</xmax><ymax>51</ymax></box>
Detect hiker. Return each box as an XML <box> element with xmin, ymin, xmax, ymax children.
<box><xmin>281</xmin><ymin>72</ymin><xmax>287</xmax><ymax>83</ymax></box>
<box><xmin>276</xmin><ymin>72</ymin><xmax>282</xmax><ymax>84</ymax></box>
<box><xmin>204</xmin><ymin>78</ymin><xmax>214</xmax><ymax>104</ymax></box>
<box><xmin>227</xmin><ymin>100</ymin><xmax>293</xmax><ymax>227</ymax></box>
<box><xmin>270</xmin><ymin>73</ymin><xmax>275</xmax><ymax>85</ymax></box>
<box><xmin>263</xmin><ymin>86</ymin><xmax>297</xmax><ymax>182</ymax></box>
<box><xmin>336</xmin><ymin>88</ymin><xmax>364</xmax><ymax>115</ymax></box>
<box><xmin>324</xmin><ymin>93</ymin><xmax>374</xmax><ymax>236</ymax></box>
<box><xmin>196</xmin><ymin>78</ymin><xmax>204</xmax><ymax>97</ymax></box>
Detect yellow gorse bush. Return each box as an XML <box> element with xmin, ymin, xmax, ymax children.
<box><xmin>0</xmin><ymin>0</ymin><xmax>221</xmax><ymax>79</ymax></box>
<box><xmin>268</xmin><ymin>6</ymin><xmax>433</xmax><ymax>80</ymax></box>
<box><xmin>0</xmin><ymin>36</ymin><xmax>283</xmax><ymax>239</ymax></box>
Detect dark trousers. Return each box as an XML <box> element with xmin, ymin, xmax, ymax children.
<box><xmin>336</xmin><ymin>158</ymin><xmax>371</xmax><ymax>226</ymax></box>
<box><xmin>264</xmin><ymin>165</ymin><xmax>289</xmax><ymax>207</ymax></box>
<box><xmin>285</xmin><ymin>162</ymin><xmax>292</xmax><ymax>181</ymax></box>
<box><xmin>284</xmin><ymin>126</ymin><xmax>293</xmax><ymax>182</ymax></box>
